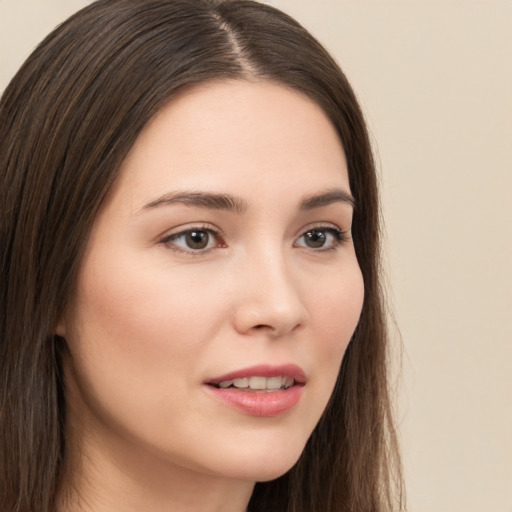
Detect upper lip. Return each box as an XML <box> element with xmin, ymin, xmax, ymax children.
<box><xmin>206</xmin><ymin>364</ymin><xmax>307</xmax><ymax>386</ymax></box>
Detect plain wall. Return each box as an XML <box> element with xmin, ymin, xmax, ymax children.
<box><xmin>1</xmin><ymin>1</ymin><xmax>511</xmax><ymax>511</ymax></box>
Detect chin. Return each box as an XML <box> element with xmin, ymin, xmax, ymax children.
<box><xmin>209</xmin><ymin>439</ymin><xmax>305</xmax><ymax>483</ymax></box>
<box><xmin>252</xmin><ymin>461</ymin><xmax>299</xmax><ymax>483</ymax></box>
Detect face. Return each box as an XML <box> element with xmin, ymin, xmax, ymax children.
<box><xmin>59</xmin><ymin>80</ymin><xmax>364</xmax><ymax>486</ymax></box>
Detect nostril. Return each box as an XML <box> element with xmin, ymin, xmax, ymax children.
<box><xmin>253</xmin><ymin>324</ymin><xmax>276</xmax><ymax>333</ymax></box>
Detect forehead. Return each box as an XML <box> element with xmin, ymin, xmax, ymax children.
<box><xmin>113</xmin><ymin>79</ymin><xmax>349</xmax><ymax>209</ymax></box>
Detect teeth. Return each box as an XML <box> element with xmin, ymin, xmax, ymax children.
<box><xmin>266</xmin><ymin>376</ymin><xmax>284</xmax><ymax>390</ymax></box>
<box><xmin>284</xmin><ymin>377</ymin><xmax>294</xmax><ymax>388</ymax></box>
<box><xmin>217</xmin><ymin>376</ymin><xmax>295</xmax><ymax>390</ymax></box>
<box><xmin>248</xmin><ymin>376</ymin><xmax>267</xmax><ymax>389</ymax></box>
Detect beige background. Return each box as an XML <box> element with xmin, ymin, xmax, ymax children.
<box><xmin>1</xmin><ymin>1</ymin><xmax>511</xmax><ymax>511</ymax></box>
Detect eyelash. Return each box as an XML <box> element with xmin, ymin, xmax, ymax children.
<box><xmin>160</xmin><ymin>224</ymin><xmax>224</xmax><ymax>255</ymax></box>
<box><xmin>160</xmin><ymin>224</ymin><xmax>349</xmax><ymax>255</ymax></box>
<box><xmin>295</xmin><ymin>226</ymin><xmax>349</xmax><ymax>251</ymax></box>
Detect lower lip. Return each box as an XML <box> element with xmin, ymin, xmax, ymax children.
<box><xmin>205</xmin><ymin>385</ymin><xmax>304</xmax><ymax>417</ymax></box>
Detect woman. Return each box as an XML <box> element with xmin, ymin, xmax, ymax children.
<box><xmin>0</xmin><ymin>1</ymin><xmax>403</xmax><ymax>511</ymax></box>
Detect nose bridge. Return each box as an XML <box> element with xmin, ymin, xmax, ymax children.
<box><xmin>233</xmin><ymin>241</ymin><xmax>307</xmax><ymax>336</ymax></box>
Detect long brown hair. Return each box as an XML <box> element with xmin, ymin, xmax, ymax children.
<box><xmin>0</xmin><ymin>1</ymin><xmax>403</xmax><ymax>511</ymax></box>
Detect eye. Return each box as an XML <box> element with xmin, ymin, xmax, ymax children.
<box><xmin>295</xmin><ymin>226</ymin><xmax>348</xmax><ymax>250</ymax></box>
<box><xmin>161</xmin><ymin>226</ymin><xmax>224</xmax><ymax>253</ymax></box>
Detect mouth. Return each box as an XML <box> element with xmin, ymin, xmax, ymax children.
<box><xmin>204</xmin><ymin>364</ymin><xmax>306</xmax><ymax>417</ymax></box>
<box><xmin>210</xmin><ymin>375</ymin><xmax>296</xmax><ymax>392</ymax></box>
<box><xmin>205</xmin><ymin>363</ymin><xmax>306</xmax><ymax>390</ymax></box>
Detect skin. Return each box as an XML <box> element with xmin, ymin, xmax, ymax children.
<box><xmin>56</xmin><ymin>80</ymin><xmax>365</xmax><ymax>512</ymax></box>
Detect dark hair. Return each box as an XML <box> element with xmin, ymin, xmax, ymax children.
<box><xmin>0</xmin><ymin>1</ymin><xmax>403</xmax><ymax>511</ymax></box>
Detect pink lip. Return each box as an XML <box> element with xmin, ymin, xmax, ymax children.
<box><xmin>204</xmin><ymin>364</ymin><xmax>306</xmax><ymax>417</ymax></box>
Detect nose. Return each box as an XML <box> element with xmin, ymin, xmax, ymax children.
<box><xmin>231</xmin><ymin>250</ymin><xmax>308</xmax><ymax>338</ymax></box>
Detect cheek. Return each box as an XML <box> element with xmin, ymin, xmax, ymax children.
<box><xmin>64</xmin><ymin>251</ymin><xmax>208</xmax><ymax>405</ymax></box>
<box><xmin>63</xmin><ymin>254</ymin><xmax>232</xmax><ymax>457</ymax></box>
<box><xmin>305</xmin><ymin>263</ymin><xmax>365</xmax><ymax>395</ymax></box>
<box><xmin>65</xmin><ymin>247</ymin><xmax>242</xmax><ymax>425</ymax></box>
<box><xmin>73</xmin><ymin>250</ymin><xmax>221</xmax><ymax>355</ymax></box>
<box><xmin>312</xmin><ymin>263</ymin><xmax>364</xmax><ymax>346</ymax></box>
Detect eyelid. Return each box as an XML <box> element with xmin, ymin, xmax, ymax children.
<box><xmin>296</xmin><ymin>221</ymin><xmax>348</xmax><ymax>237</ymax></box>
<box><xmin>294</xmin><ymin>223</ymin><xmax>350</xmax><ymax>250</ymax></box>
<box><xmin>159</xmin><ymin>223</ymin><xmax>226</xmax><ymax>254</ymax></box>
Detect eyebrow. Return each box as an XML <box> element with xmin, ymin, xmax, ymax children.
<box><xmin>140</xmin><ymin>187</ymin><xmax>355</xmax><ymax>214</ymax></box>
<box><xmin>299</xmin><ymin>188</ymin><xmax>356</xmax><ymax>210</ymax></box>
<box><xmin>141</xmin><ymin>191</ymin><xmax>248</xmax><ymax>214</ymax></box>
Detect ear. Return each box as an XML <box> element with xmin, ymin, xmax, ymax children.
<box><xmin>55</xmin><ymin>316</ymin><xmax>67</xmax><ymax>337</ymax></box>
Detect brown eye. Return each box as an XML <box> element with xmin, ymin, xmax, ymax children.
<box><xmin>295</xmin><ymin>226</ymin><xmax>347</xmax><ymax>250</ymax></box>
<box><xmin>185</xmin><ymin>230</ymin><xmax>210</xmax><ymax>250</ymax></box>
<box><xmin>304</xmin><ymin>229</ymin><xmax>327</xmax><ymax>248</ymax></box>
<box><xmin>163</xmin><ymin>227</ymin><xmax>222</xmax><ymax>253</ymax></box>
